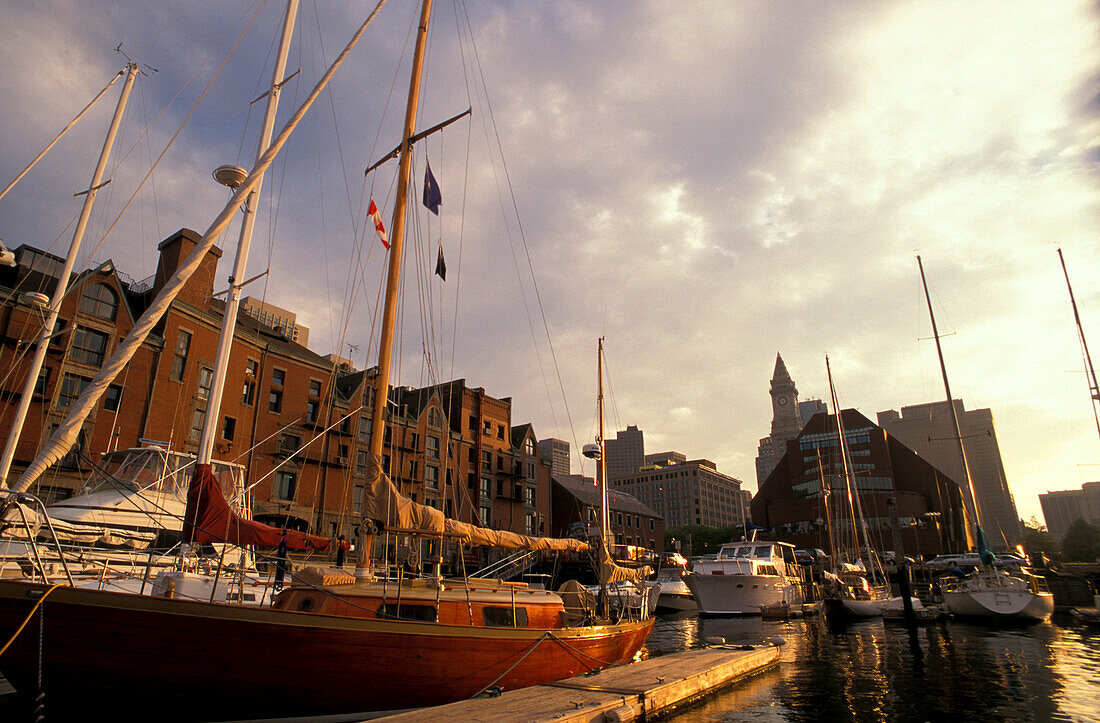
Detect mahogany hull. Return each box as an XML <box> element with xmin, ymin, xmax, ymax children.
<box><xmin>0</xmin><ymin>580</ymin><xmax>653</xmax><ymax>720</ymax></box>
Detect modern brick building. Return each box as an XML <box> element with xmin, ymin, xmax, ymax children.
<box><xmin>605</xmin><ymin>425</ymin><xmax>644</xmax><ymax>481</ymax></box>
<box><xmin>752</xmin><ymin>409</ymin><xmax>970</xmax><ymax>557</ymax></box>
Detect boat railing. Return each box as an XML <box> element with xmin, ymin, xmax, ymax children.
<box><xmin>0</xmin><ymin>490</ymin><xmax>77</xmax><ymax>586</ymax></box>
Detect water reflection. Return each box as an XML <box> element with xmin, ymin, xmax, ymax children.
<box><xmin>646</xmin><ymin>614</ymin><xmax>1100</xmax><ymax>722</ymax></box>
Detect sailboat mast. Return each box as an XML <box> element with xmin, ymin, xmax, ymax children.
<box><xmin>367</xmin><ymin>0</ymin><xmax>433</xmax><ymax>469</ymax></box>
<box><xmin>816</xmin><ymin>449</ymin><xmax>837</xmax><ymax>570</ymax></box>
<box><xmin>0</xmin><ymin>62</ymin><xmax>140</xmax><ymax>488</ymax></box>
<box><xmin>826</xmin><ymin>355</ymin><xmax>867</xmax><ymax>567</ymax></box>
<box><xmin>597</xmin><ymin>338</ymin><xmax>611</xmax><ymax>554</ymax></box>
<box><xmin>917</xmin><ymin>255</ymin><xmax>983</xmax><ymax>542</ymax></box>
<box><xmin>198</xmin><ymin>0</ymin><xmax>299</xmax><ymax>466</ymax></box>
<box><xmin>1057</xmin><ymin>248</ymin><xmax>1100</xmax><ymax>441</ymax></box>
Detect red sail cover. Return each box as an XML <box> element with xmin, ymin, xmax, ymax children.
<box><xmin>183</xmin><ymin>464</ymin><xmax>330</xmax><ymax>551</ymax></box>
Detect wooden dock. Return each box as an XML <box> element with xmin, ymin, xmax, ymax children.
<box><xmin>375</xmin><ymin>644</ymin><xmax>780</xmax><ymax>722</ymax></box>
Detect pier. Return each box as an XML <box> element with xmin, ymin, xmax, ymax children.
<box><xmin>376</xmin><ymin>644</ymin><xmax>779</xmax><ymax>722</ymax></box>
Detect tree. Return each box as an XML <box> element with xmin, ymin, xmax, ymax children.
<box><xmin>1019</xmin><ymin>516</ymin><xmax>1056</xmax><ymax>557</ymax></box>
<box><xmin>1060</xmin><ymin>518</ymin><xmax>1100</xmax><ymax>562</ymax></box>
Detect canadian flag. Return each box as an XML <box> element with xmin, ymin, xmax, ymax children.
<box><xmin>369</xmin><ymin>198</ymin><xmax>389</xmax><ymax>249</ymax></box>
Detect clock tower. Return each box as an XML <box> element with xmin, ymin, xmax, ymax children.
<box><xmin>755</xmin><ymin>353</ymin><xmax>805</xmax><ymax>486</ymax></box>
<box><xmin>769</xmin><ymin>353</ymin><xmax>801</xmax><ymax>440</ymax></box>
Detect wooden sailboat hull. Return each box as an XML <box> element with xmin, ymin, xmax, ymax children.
<box><xmin>0</xmin><ymin>580</ymin><xmax>653</xmax><ymax>720</ymax></box>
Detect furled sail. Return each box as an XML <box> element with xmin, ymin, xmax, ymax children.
<box><xmin>361</xmin><ymin>457</ymin><xmax>588</xmax><ymax>553</ymax></box>
<box><xmin>183</xmin><ymin>464</ymin><xmax>331</xmax><ymax>551</ymax></box>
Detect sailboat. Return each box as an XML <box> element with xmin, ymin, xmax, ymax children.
<box><xmin>917</xmin><ymin>256</ymin><xmax>1053</xmax><ymax>622</ymax></box>
<box><xmin>0</xmin><ymin>2</ymin><xmax>653</xmax><ymax>719</ymax></box>
<box><xmin>818</xmin><ymin>358</ymin><xmax>920</xmax><ymax>620</ymax></box>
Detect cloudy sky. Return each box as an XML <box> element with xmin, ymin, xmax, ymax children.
<box><xmin>1</xmin><ymin>1</ymin><xmax>1097</xmax><ymax>523</ymax></box>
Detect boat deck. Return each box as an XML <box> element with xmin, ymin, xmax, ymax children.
<box><xmin>375</xmin><ymin>643</ymin><xmax>779</xmax><ymax>722</ymax></box>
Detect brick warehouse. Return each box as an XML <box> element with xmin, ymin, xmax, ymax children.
<box><xmin>0</xmin><ymin>229</ymin><xmax>577</xmax><ymax>548</ymax></box>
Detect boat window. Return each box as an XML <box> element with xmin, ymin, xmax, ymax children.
<box><xmin>735</xmin><ymin>547</ymin><xmax>753</xmax><ymax>558</ymax></box>
<box><xmin>754</xmin><ymin>546</ymin><xmax>773</xmax><ymax>558</ymax></box>
<box><xmin>378</xmin><ymin>603</ymin><xmax>437</xmax><ymax>622</ymax></box>
<box><xmin>758</xmin><ymin>565</ymin><xmax>778</xmax><ymax>576</ymax></box>
<box><xmin>297</xmin><ymin>597</ymin><xmax>315</xmax><ymax>612</ymax></box>
<box><xmin>482</xmin><ymin>606</ymin><xmax>529</xmax><ymax>627</ymax></box>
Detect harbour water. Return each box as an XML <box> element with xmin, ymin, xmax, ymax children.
<box><xmin>643</xmin><ymin>612</ymin><xmax>1100</xmax><ymax>722</ymax></box>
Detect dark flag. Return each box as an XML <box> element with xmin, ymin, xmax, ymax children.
<box><xmin>435</xmin><ymin>245</ymin><xmax>446</xmax><ymax>281</ymax></box>
<box><xmin>423</xmin><ymin>160</ymin><xmax>442</xmax><ymax>215</ymax></box>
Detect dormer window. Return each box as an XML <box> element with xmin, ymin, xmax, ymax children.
<box><xmin>79</xmin><ymin>283</ymin><xmax>118</xmax><ymax>321</ymax></box>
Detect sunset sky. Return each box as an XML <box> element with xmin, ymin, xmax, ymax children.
<box><xmin>0</xmin><ymin>1</ymin><xmax>1097</xmax><ymax>524</ymax></box>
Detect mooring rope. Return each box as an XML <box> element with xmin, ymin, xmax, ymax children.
<box><xmin>0</xmin><ymin>583</ymin><xmax>67</xmax><ymax>658</ymax></box>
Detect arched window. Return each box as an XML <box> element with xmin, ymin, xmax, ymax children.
<box><xmin>79</xmin><ymin>283</ymin><xmax>118</xmax><ymax>321</ymax></box>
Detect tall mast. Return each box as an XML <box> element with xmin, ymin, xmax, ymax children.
<box><xmin>367</xmin><ymin>0</ymin><xmax>432</xmax><ymax>468</ymax></box>
<box><xmin>917</xmin><ymin>255</ymin><xmax>983</xmax><ymax>547</ymax></box>
<box><xmin>198</xmin><ymin>0</ymin><xmax>299</xmax><ymax>466</ymax></box>
<box><xmin>1057</xmin><ymin>247</ymin><xmax>1100</xmax><ymax>441</ymax></box>
<box><xmin>825</xmin><ymin>355</ymin><xmax>868</xmax><ymax>568</ymax></box>
<box><xmin>597</xmin><ymin>338</ymin><xmax>611</xmax><ymax>555</ymax></box>
<box><xmin>0</xmin><ymin>62</ymin><xmax>140</xmax><ymax>488</ymax></box>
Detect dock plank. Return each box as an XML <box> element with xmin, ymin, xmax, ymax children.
<box><xmin>374</xmin><ymin>645</ymin><xmax>779</xmax><ymax>722</ymax></box>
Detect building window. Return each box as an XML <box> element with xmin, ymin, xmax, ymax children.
<box><xmin>222</xmin><ymin>416</ymin><xmax>236</xmax><ymax>441</ymax></box>
<box><xmin>309</xmin><ymin>379</ymin><xmax>322</xmax><ymax>397</ymax></box>
<box><xmin>356</xmin><ymin>451</ymin><xmax>369</xmax><ymax>477</ymax></box>
<box><xmin>353</xmin><ymin>485</ymin><xmax>364</xmax><ymax>511</ymax></box>
<box><xmin>525</xmin><ymin>513</ymin><xmax>537</xmax><ymax>536</ymax></box>
<box><xmin>104</xmin><ymin>384</ymin><xmax>122</xmax><ymax>412</ymax></box>
<box><xmin>358</xmin><ymin>417</ymin><xmax>370</xmax><ymax>444</ymax></box>
<box><xmin>57</xmin><ymin>373</ymin><xmax>90</xmax><ymax>409</ymax></box>
<box><xmin>524</xmin><ymin>486</ymin><xmax>535</xmax><ymax>507</ymax></box>
<box><xmin>281</xmin><ymin>434</ymin><xmax>301</xmax><ymax>456</ymax></box>
<box><xmin>79</xmin><ymin>283</ymin><xmax>118</xmax><ymax>321</ymax></box>
<box><xmin>306</xmin><ymin>399</ymin><xmax>319</xmax><ymax>423</ymax></box>
<box><xmin>524</xmin><ymin>438</ymin><xmax>535</xmax><ymax>455</ymax></box>
<box><xmin>242</xmin><ymin>379</ymin><xmax>255</xmax><ymax>406</ymax></box>
<box><xmin>268</xmin><ymin>389</ymin><xmax>282</xmax><ymax>414</ymax></box>
<box><xmin>189</xmin><ymin>409</ymin><xmax>205</xmax><ymax>440</ymax></box>
<box><xmin>480</xmin><ymin>477</ymin><xmax>492</xmax><ymax>499</ymax></box>
<box><xmin>428</xmin><ymin>407</ymin><xmax>442</xmax><ymax>427</ymax></box>
<box><xmin>426</xmin><ymin>435</ymin><xmax>440</xmax><ymax>460</ymax></box>
<box><xmin>273</xmin><ymin>472</ymin><xmax>297</xmax><ymax>501</ymax></box>
<box><xmin>526</xmin><ymin>462</ymin><xmax>535</xmax><ymax>479</ymax></box>
<box><xmin>649</xmin><ymin>519</ymin><xmax>655</xmax><ymax>531</ymax></box>
<box><xmin>171</xmin><ymin>330</ymin><xmax>191</xmax><ymax>382</ymax></box>
<box><xmin>425</xmin><ymin>465</ymin><xmax>439</xmax><ymax>490</ymax></box>
<box><xmin>479</xmin><ymin>505</ymin><xmax>492</xmax><ymax>526</ymax></box>
<box><xmin>35</xmin><ymin>367</ymin><xmax>51</xmax><ymax>397</ymax></box>
<box><xmin>197</xmin><ymin>367</ymin><xmax>213</xmax><ymax>401</ymax></box>
<box><xmin>246</xmin><ymin>358</ymin><xmax>258</xmax><ymax>377</ymax></box>
<box><xmin>70</xmin><ymin>326</ymin><xmax>109</xmax><ymax>367</ymax></box>
<box><xmin>481</xmin><ymin>450</ymin><xmax>491</xmax><ymax>472</ymax></box>
<box><xmin>497</xmin><ymin>424</ymin><xmax>505</xmax><ymax>440</ymax></box>
<box><xmin>272</xmin><ymin>368</ymin><xmax>285</xmax><ymax>387</ymax></box>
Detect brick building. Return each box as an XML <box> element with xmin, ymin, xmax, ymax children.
<box><xmin>0</xmin><ymin>231</ymin><xmax>555</xmax><ymax>548</ymax></box>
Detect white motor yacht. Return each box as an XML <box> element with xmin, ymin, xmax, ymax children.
<box><xmin>683</xmin><ymin>541</ymin><xmax>804</xmax><ymax>615</ymax></box>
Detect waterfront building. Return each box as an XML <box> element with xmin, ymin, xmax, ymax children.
<box><xmin>752</xmin><ymin>409</ymin><xmax>970</xmax><ymax>556</ymax></box>
<box><xmin>605</xmin><ymin>424</ymin><xmax>645</xmax><ymax>480</ymax></box>
<box><xmin>538</xmin><ymin>437</ymin><xmax>571</xmax><ymax>477</ymax></box>
<box><xmin>877</xmin><ymin>400</ymin><xmax>1021</xmax><ymax>547</ymax></box>
<box><xmin>612</xmin><ymin>456</ymin><xmax>745</xmax><ymax>530</ymax></box>
<box><xmin>0</xmin><ymin>232</ymin><xmax>553</xmax><ymax>544</ymax></box>
<box><xmin>551</xmin><ymin>473</ymin><xmax>664</xmax><ymax>552</ymax></box>
<box><xmin>755</xmin><ymin>353</ymin><xmax>815</xmax><ymax>486</ymax></box>
<box><xmin>1039</xmin><ymin>481</ymin><xmax>1100</xmax><ymax>540</ymax></box>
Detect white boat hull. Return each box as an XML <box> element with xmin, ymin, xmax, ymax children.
<box><xmin>842</xmin><ymin>596</ymin><xmax>923</xmax><ymax>618</ymax></box>
<box><xmin>944</xmin><ymin>588</ymin><xmax>1054</xmax><ymax>621</ymax></box>
<box><xmin>684</xmin><ymin>572</ymin><xmax>803</xmax><ymax>615</ymax></box>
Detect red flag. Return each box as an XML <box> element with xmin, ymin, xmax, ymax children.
<box><xmin>369</xmin><ymin>198</ymin><xmax>389</xmax><ymax>249</ymax></box>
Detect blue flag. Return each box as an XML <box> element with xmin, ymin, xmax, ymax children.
<box><xmin>423</xmin><ymin>160</ymin><xmax>441</xmax><ymax>215</ymax></box>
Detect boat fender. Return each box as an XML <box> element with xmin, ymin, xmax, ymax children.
<box><xmin>486</xmin><ymin>686</ymin><xmax>503</xmax><ymax>698</ymax></box>
<box><xmin>704</xmin><ymin>636</ymin><xmax>726</xmax><ymax>646</ymax></box>
<box><xmin>767</xmin><ymin>635</ymin><xmax>786</xmax><ymax>647</ymax></box>
<box><xmin>605</xmin><ymin>701</ymin><xmax>642</xmax><ymax>722</ymax></box>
